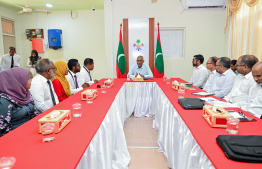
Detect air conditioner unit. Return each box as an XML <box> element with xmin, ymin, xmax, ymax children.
<box><xmin>182</xmin><ymin>0</ymin><xmax>226</xmax><ymax>9</ymax></box>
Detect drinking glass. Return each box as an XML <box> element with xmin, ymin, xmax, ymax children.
<box><xmin>72</xmin><ymin>103</ymin><xmax>82</xmax><ymax>117</ymax></box>
<box><xmin>178</xmin><ymin>85</ymin><xmax>186</xmax><ymax>99</ymax></box>
<box><xmin>41</xmin><ymin>122</ymin><xmax>55</xmax><ymax>142</ymax></box>
<box><xmin>226</xmin><ymin>117</ymin><xmax>240</xmax><ymax>134</ymax></box>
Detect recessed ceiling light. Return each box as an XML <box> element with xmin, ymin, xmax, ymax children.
<box><xmin>46</xmin><ymin>4</ymin><xmax>53</xmax><ymax>8</ymax></box>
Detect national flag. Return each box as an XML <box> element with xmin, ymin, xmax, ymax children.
<box><xmin>154</xmin><ymin>23</ymin><xmax>164</xmax><ymax>78</ymax></box>
<box><xmin>116</xmin><ymin>26</ymin><xmax>126</xmax><ymax>78</ymax></box>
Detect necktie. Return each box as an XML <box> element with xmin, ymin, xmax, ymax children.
<box><xmin>74</xmin><ymin>75</ymin><xmax>79</xmax><ymax>88</ymax></box>
<box><xmin>11</xmin><ymin>56</ymin><xmax>14</xmax><ymax>68</ymax></box>
<box><xmin>88</xmin><ymin>70</ymin><xmax>92</xmax><ymax>81</ymax></box>
<box><xmin>47</xmin><ymin>80</ymin><xmax>56</xmax><ymax>106</ymax></box>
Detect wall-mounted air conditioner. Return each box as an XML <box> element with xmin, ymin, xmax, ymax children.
<box><xmin>182</xmin><ymin>0</ymin><xmax>226</xmax><ymax>9</ymax></box>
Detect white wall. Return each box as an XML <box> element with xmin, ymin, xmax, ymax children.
<box><xmin>16</xmin><ymin>10</ymin><xmax>106</xmax><ymax>79</ymax></box>
<box><xmin>104</xmin><ymin>0</ymin><xmax>227</xmax><ymax>81</ymax></box>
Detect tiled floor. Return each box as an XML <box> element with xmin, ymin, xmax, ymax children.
<box><xmin>124</xmin><ymin>115</ymin><xmax>169</xmax><ymax>169</ymax></box>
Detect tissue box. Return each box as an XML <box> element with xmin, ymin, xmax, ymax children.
<box><xmin>133</xmin><ymin>77</ymin><xmax>144</xmax><ymax>81</ymax></box>
<box><xmin>81</xmin><ymin>89</ymin><xmax>98</xmax><ymax>100</ymax></box>
<box><xmin>104</xmin><ymin>79</ymin><xmax>114</xmax><ymax>87</ymax></box>
<box><xmin>172</xmin><ymin>83</ymin><xmax>179</xmax><ymax>90</ymax></box>
<box><xmin>38</xmin><ymin>110</ymin><xmax>71</xmax><ymax>133</ymax></box>
<box><xmin>203</xmin><ymin>105</ymin><xmax>232</xmax><ymax>128</ymax></box>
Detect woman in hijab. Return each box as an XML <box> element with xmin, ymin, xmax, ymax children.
<box><xmin>27</xmin><ymin>50</ymin><xmax>41</xmax><ymax>76</ymax></box>
<box><xmin>0</xmin><ymin>67</ymin><xmax>39</xmax><ymax>137</ymax></box>
<box><xmin>52</xmin><ymin>61</ymin><xmax>71</xmax><ymax>102</ymax></box>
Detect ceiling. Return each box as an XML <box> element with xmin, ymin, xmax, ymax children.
<box><xmin>0</xmin><ymin>0</ymin><xmax>104</xmax><ymax>12</ymax></box>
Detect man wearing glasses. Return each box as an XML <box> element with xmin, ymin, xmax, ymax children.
<box><xmin>128</xmin><ymin>56</ymin><xmax>153</xmax><ymax>79</ymax></box>
<box><xmin>203</xmin><ymin>56</ymin><xmax>218</xmax><ymax>92</ymax></box>
<box><xmin>189</xmin><ymin>54</ymin><xmax>208</xmax><ymax>88</ymax></box>
<box><xmin>207</xmin><ymin>57</ymin><xmax>236</xmax><ymax>98</ymax></box>
<box><xmin>241</xmin><ymin>61</ymin><xmax>262</xmax><ymax>118</ymax></box>
<box><xmin>30</xmin><ymin>59</ymin><xmax>59</xmax><ymax>113</ymax></box>
<box><xmin>224</xmin><ymin>55</ymin><xmax>258</xmax><ymax>104</ymax></box>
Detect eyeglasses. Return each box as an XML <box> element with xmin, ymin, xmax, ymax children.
<box><xmin>206</xmin><ymin>62</ymin><xmax>213</xmax><ymax>65</ymax></box>
<box><xmin>235</xmin><ymin>64</ymin><xmax>244</xmax><ymax>67</ymax></box>
<box><xmin>50</xmin><ymin>67</ymin><xmax>57</xmax><ymax>71</ymax></box>
<box><xmin>215</xmin><ymin>64</ymin><xmax>222</xmax><ymax>67</ymax></box>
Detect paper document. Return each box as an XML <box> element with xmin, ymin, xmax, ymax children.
<box><xmin>191</xmin><ymin>92</ymin><xmax>215</xmax><ymax>96</ymax></box>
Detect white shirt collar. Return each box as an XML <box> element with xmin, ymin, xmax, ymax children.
<box><xmin>136</xmin><ymin>64</ymin><xmax>144</xmax><ymax>69</ymax></box>
<box><xmin>244</xmin><ymin>71</ymin><xmax>252</xmax><ymax>80</ymax></box>
<box><xmin>69</xmin><ymin>70</ymin><xmax>76</xmax><ymax>75</ymax></box>
<box><xmin>196</xmin><ymin>64</ymin><xmax>203</xmax><ymax>69</ymax></box>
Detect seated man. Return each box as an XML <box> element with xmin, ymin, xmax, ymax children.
<box><xmin>224</xmin><ymin>55</ymin><xmax>258</xmax><ymax>104</ymax></box>
<box><xmin>128</xmin><ymin>55</ymin><xmax>153</xmax><ymax>79</ymax></box>
<box><xmin>0</xmin><ymin>47</ymin><xmax>20</xmax><ymax>72</ymax></box>
<box><xmin>241</xmin><ymin>62</ymin><xmax>262</xmax><ymax>118</ymax></box>
<box><xmin>208</xmin><ymin>57</ymin><xmax>236</xmax><ymax>98</ymax></box>
<box><xmin>66</xmin><ymin>59</ymin><xmax>89</xmax><ymax>95</ymax></box>
<box><xmin>203</xmin><ymin>56</ymin><xmax>218</xmax><ymax>92</ymax></box>
<box><xmin>189</xmin><ymin>54</ymin><xmax>208</xmax><ymax>88</ymax></box>
<box><xmin>30</xmin><ymin>58</ymin><xmax>59</xmax><ymax>113</ymax></box>
<box><xmin>230</xmin><ymin>59</ymin><xmax>238</xmax><ymax>74</ymax></box>
<box><xmin>78</xmin><ymin>58</ymin><xmax>99</xmax><ymax>86</ymax></box>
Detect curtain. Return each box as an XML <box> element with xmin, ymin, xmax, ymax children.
<box><xmin>225</xmin><ymin>0</ymin><xmax>262</xmax><ymax>60</ymax></box>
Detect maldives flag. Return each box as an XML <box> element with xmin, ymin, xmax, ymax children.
<box><xmin>154</xmin><ymin>24</ymin><xmax>164</xmax><ymax>78</ymax></box>
<box><xmin>116</xmin><ymin>27</ymin><xmax>126</xmax><ymax>78</ymax></box>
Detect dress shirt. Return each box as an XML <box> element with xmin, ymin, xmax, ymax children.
<box><xmin>210</xmin><ymin>69</ymin><xmax>236</xmax><ymax>98</ymax></box>
<box><xmin>65</xmin><ymin>70</ymin><xmax>83</xmax><ymax>94</ymax></box>
<box><xmin>241</xmin><ymin>83</ymin><xmax>262</xmax><ymax>118</ymax></box>
<box><xmin>0</xmin><ymin>54</ymin><xmax>20</xmax><ymax>71</ymax></box>
<box><xmin>189</xmin><ymin>64</ymin><xmax>208</xmax><ymax>88</ymax></box>
<box><xmin>203</xmin><ymin>70</ymin><xmax>217</xmax><ymax>92</ymax></box>
<box><xmin>224</xmin><ymin>72</ymin><xmax>256</xmax><ymax>104</ymax></box>
<box><xmin>128</xmin><ymin>64</ymin><xmax>153</xmax><ymax>79</ymax></box>
<box><xmin>29</xmin><ymin>74</ymin><xmax>59</xmax><ymax>113</ymax></box>
<box><xmin>78</xmin><ymin>67</ymin><xmax>94</xmax><ymax>87</ymax></box>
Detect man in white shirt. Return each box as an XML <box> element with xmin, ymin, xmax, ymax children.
<box><xmin>78</xmin><ymin>58</ymin><xmax>99</xmax><ymax>86</ymax></box>
<box><xmin>241</xmin><ymin>62</ymin><xmax>262</xmax><ymax>118</ymax></box>
<box><xmin>66</xmin><ymin>59</ymin><xmax>89</xmax><ymax>95</ymax></box>
<box><xmin>203</xmin><ymin>56</ymin><xmax>218</xmax><ymax>92</ymax></box>
<box><xmin>224</xmin><ymin>55</ymin><xmax>258</xmax><ymax>104</ymax></box>
<box><xmin>189</xmin><ymin>54</ymin><xmax>208</xmax><ymax>88</ymax></box>
<box><xmin>30</xmin><ymin>58</ymin><xmax>59</xmax><ymax>113</ymax></box>
<box><xmin>209</xmin><ymin>57</ymin><xmax>236</xmax><ymax>98</ymax></box>
<box><xmin>0</xmin><ymin>47</ymin><xmax>20</xmax><ymax>72</ymax></box>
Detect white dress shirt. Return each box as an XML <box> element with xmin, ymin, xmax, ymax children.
<box><xmin>128</xmin><ymin>64</ymin><xmax>153</xmax><ymax>79</ymax></box>
<box><xmin>241</xmin><ymin>83</ymin><xmax>262</xmax><ymax>118</ymax></box>
<box><xmin>189</xmin><ymin>64</ymin><xmax>208</xmax><ymax>88</ymax></box>
<box><xmin>210</xmin><ymin>69</ymin><xmax>236</xmax><ymax>98</ymax></box>
<box><xmin>224</xmin><ymin>72</ymin><xmax>256</xmax><ymax>104</ymax></box>
<box><xmin>0</xmin><ymin>53</ymin><xmax>20</xmax><ymax>71</ymax></box>
<box><xmin>65</xmin><ymin>70</ymin><xmax>83</xmax><ymax>94</ymax></box>
<box><xmin>203</xmin><ymin>70</ymin><xmax>217</xmax><ymax>92</ymax></box>
<box><xmin>29</xmin><ymin>74</ymin><xmax>59</xmax><ymax>113</ymax></box>
<box><xmin>78</xmin><ymin>66</ymin><xmax>94</xmax><ymax>87</ymax></box>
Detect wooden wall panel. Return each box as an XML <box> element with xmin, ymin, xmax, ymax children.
<box><xmin>123</xmin><ymin>19</ymin><xmax>129</xmax><ymax>74</ymax></box>
<box><xmin>149</xmin><ymin>18</ymin><xmax>155</xmax><ymax>75</ymax></box>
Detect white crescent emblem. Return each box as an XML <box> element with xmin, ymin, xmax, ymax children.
<box><xmin>118</xmin><ymin>54</ymin><xmax>125</xmax><ymax>63</ymax></box>
<box><xmin>156</xmin><ymin>53</ymin><xmax>163</xmax><ymax>59</ymax></box>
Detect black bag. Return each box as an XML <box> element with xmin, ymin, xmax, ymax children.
<box><xmin>178</xmin><ymin>98</ymin><xmax>205</xmax><ymax>109</ymax></box>
<box><xmin>216</xmin><ymin>135</ymin><xmax>262</xmax><ymax>163</ymax></box>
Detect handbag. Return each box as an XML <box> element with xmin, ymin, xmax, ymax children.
<box><xmin>216</xmin><ymin>135</ymin><xmax>262</xmax><ymax>163</ymax></box>
<box><xmin>178</xmin><ymin>98</ymin><xmax>205</xmax><ymax>109</ymax></box>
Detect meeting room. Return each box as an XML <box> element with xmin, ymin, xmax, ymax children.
<box><xmin>0</xmin><ymin>0</ymin><xmax>262</xmax><ymax>168</ymax></box>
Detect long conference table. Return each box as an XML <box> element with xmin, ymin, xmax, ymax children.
<box><xmin>0</xmin><ymin>78</ymin><xmax>262</xmax><ymax>169</ymax></box>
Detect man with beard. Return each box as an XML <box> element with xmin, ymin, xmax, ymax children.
<box><xmin>30</xmin><ymin>58</ymin><xmax>59</xmax><ymax>113</ymax></box>
<box><xmin>208</xmin><ymin>57</ymin><xmax>236</xmax><ymax>98</ymax></box>
<box><xmin>189</xmin><ymin>54</ymin><xmax>208</xmax><ymax>88</ymax></box>
<box><xmin>241</xmin><ymin>62</ymin><xmax>262</xmax><ymax>118</ymax></box>
<box><xmin>66</xmin><ymin>59</ymin><xmax>89</xmax><ymax>95</ymax></box>
<box><xmin>224</xmin><ymin>55</ymin><xmax>258</xmax><ymax>105</ymax></box>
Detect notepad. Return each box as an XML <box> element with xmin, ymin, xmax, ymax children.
<box><xmin>191</xmin><ymin>92</ymin><xmax>215</xmax><ymax>96</ymax></box>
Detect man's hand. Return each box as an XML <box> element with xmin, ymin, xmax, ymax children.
<box><xmin>82</xmin><ymin>83</ymin><xmax>90</xmax><ymax>88</ymax></box>
<box><xmin>135</xmin><ymin>72</ymin><xmax>138</xmax><ymax>77</ymax></box>
<box><xmin>138</xmin><ymin>73</ymin><xmax>144</xmax><ymax>78</ymax></box>
<box><xmin>33</xmin><ymin>65</ymin><xmax>36</xmax><ymax>68</ymax></box>
<box><xmin>94</xmin><ymin>79</ymin><xmax>99</xmax><ymax>83</ymax></box>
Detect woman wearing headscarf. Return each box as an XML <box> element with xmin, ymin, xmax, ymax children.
<box><xmin>52</xmin><ymin>61</ymin><xmax>71</xmax><ymax>102</ymax></box>
<box><xmin>0</xmin><ymin>67</ymin><xmax>39</xmax><ymax>137</ymax></box>
<box><xmin>27</xmin><ymin>50</ymin><xmax>41</xmax><ymax>76</ymax></box>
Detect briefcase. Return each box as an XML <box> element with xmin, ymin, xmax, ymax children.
<box><xmin>178</xmin><ymin>98</ymin><xmax>205</xmax><ymax>109</ymax></box>
<box><xmin>216</xmin><ymin>135</ymin><xmax>262</xmax><ymax>163</ymax></box>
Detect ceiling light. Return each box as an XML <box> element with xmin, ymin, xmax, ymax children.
<box><xmin>46</xmin><ymin>4</ymin><xmax>53</xmax><ymax>8</ymax></box>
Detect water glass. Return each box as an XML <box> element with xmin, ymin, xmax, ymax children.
<box><xmin>86</xmin><ymin>93</ymin><xmax>93</xmax><ymax>104</ymax></box>
<box><xmin>72</xmin><ymin>103</ymin><xmax>82</xmax><ymax>117</ymax></box>
<box><xmin>0</xmin><ymin>157</ymin><xmax>16</xmax><ymax>169</ymax></box>
<box><xmin>127</xmin><ymin>74</ymin><xmax>130</xmax><ymax>81</ymax></box>
<box><xmin>166</xmin><ymin>78</ymin><xmax>171</xmax><ymax>84</ymax></box>
<box><xmin>101</xmin><ymin>85</ymin><xmax>106</xmax><ymax>93</ymax></box>
<box><xmin>163</xmin><ymin>76</ymin><xmax>167</xmax><ymax>81</ymax></box>
<box><xmin>41</xmin><ymin>123</ymin><xmax>55</xmax><ymax>142</ymax></box>
<box><xmin>226</xmin><ymin>117</ymin><xmax>239</xmax><ymax>134</ymax></box>
<box><xmin>178</xmin><ymin>85</ymin><xmax>186</xmax><ymax>99</ymax></box>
